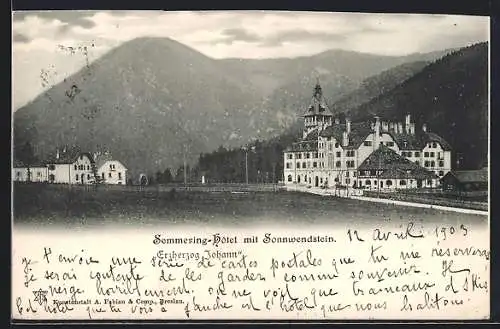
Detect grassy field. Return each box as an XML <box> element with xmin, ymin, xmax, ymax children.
<box><xmin>13</xmin><ymin>183</ymin><xmax>487</xmax><ymax>229</ymax></box>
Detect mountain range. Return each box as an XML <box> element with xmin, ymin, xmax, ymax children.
<box><xmin>14</xmin><ymin>36</ymin><xmax>480</xmax><ymax>179</ymax></box>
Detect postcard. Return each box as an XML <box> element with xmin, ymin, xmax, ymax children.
<box><xmin>11</xmin><ymin>10</ymin><xmax>490</xmax><ymax>321</ymax></box>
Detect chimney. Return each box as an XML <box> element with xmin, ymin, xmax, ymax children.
<box><xmin>374</xmin><ymin>116</ymin><xmax>381</xmax><ymax>134</ymax></box>
<box><xmin>346</xmin><ymin>118</ymin><xmax>351</xmax><ymax>134</ymax></box>
<box><xmin>422</xmin><ymin>123</ymin><xmax>427</xmax><ymax>132</ymax></box>
<box><xmin>56</xmin><ymin>149</ymin><xmax>60</xmax><ymax>160</ymax></box>
<box><xmin>342</xmin><ymin>131</ymin><xmax>349</xmax><ymax>147</ymax></box>
<box><xmin>410</xmin><ymin>123</ymin><xmax>415</xmax><ymax>135</ymax></box>
<box><xmin>334</xmin><ymin>117</ymin><xmax>340</xmax><ymax>124</ymax></box>
<box><xmin>405</xmin><ymin>114</ymin><xmax>411</xmax><ymax>134</ymax></box>
<box><xmin>398</xmin><ymin>122</ymin><xmax>403</xmax><ymax>134</ymax></box>
<box><xmin>382</xmin><ymin>121</ymin><xmax>388</xmax><ymax>132</ymax></box>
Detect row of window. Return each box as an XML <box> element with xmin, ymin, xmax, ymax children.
<box><xmin>286</xmin><ymin>160</ymin><xmax>357</xmax><ymax>169</ymax></box>
<box><xmin>424</xmin><ymin>160</ymin><xmax>444</xmax><ymax>168</ymax></box>
<box><xmin>101</xmin><ymin>172</ymin><xmax>122</xmax><ymax>179</ymax></box>
<box><xmin>74</xmin><ymin>164</ymin><xmax>91</xmax><ymax>171</ymax></box>
<box><xmin>75</xmin><ymin>174</ymin><xmax>92</xmax><ymax>181</ymax></box>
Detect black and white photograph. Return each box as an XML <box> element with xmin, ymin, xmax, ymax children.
<box><xmin>11</xmin><ymin>10</ymin><xmax>490</xmax><ymax>321</ymax></box>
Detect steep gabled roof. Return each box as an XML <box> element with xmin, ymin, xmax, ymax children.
<box><xmin>303</xmin><ymin>83</ymin><xmax>334</xmax><ymax>117</ymax></box>
<box><xmin>46</xmin><ymin>148</ymin><xmax>95</xmax><ymax>165</ymax></box>
<box><xmin>358</xmin><ymin>145</ymin><xmax>437</xmax><ymax>179</ymax></box>
<box><xmin>422</xmin><ymin>132</ymin><xmax>452</xmax><ymax>151</ymax></box>
<box><xmin>319</xmin><ymin>121</ymin><xmax>373</xmax><ymax>149</ymax></box>
<box><xmin>383</xmin><ymin>131</ymin><xmax>422</xmax><ymax>150</ymax></box>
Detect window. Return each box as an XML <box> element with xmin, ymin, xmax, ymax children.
<box><xmin>424</xmin><ymin>152</ymin><xmax>429</xmax><ymax>157</ymax></box>
<box><xmin>431</xmin><ymin>161</ymin><xmax>435</xmax><ymax>167</ymax></box>
<box><xmin>287</xmin><ymin>154</ymin><xmax>293</xmax><ymax>160</ymax></box>
<box><xmin>387</xmin><ymin>141</ymin><xmax>394</xmax><ymax>147</ymax></box>
<box><xmin>313</xmin><ymin>152</ymin><xmax>318</xmax><ymax>158</ymax></box>
<box><xmin>287</xmin><ymin>175</ymin><xmax>292</xmax><ymax>182</ymax></box>
<box><xmin>400</xmin><ymin>180</ymin><xmax>406</xmax><ymax>185</ymax></box>
<box><xmin>336</xmin><ymin>151</ymin><xmax>341</xmax><ymax>157</ymax></box>
<box><xmin>335</xmin><ymin>161</ymin><xmax>341</xmax><ymax>168</ymax></box>
<box><xmin>118</xmin><ymin>172</ymin><xmax>122</xmax><ymax>179</ymax></box>
<box><xmin>87</xmin><ymin>174</ymin><xmax>91</xmax><ymax>180</ymax></box>
<box><xmin>415</xmin><ymin>161</ymin><xmax>420</xmax><ymax>166</ymax></box>
<box><xmin>37</xmin><ymin>172</ymin><xmax>41</xmax><ymax>177</ymax></box>
<box><xmin>74</xmin><ymin>164</ymin><xmax>77</xmax><ymax>170</ymax></box>
<box><xmin>313</xmin><ymin>162</ymin><xmax>317</xmax><ymax>168</ymax></box>
<box><xmin>346</xmin><ymin>150</ymin><xmax>355</xmax><ymax>157</ymax></box>
<box><xmin>76</xmin><ymin>175</ymin><xmax>79</xmax><ymax>181</ymax></box>
<box><xmin>432</xmin><ymin>142</ymin><xmax>437</xmax><ymax>148</ymax></box>
<box><xmin>302</xmin><ymin>162</ymin><xmax>306</xmax><ymax>169</ymax></box>
<box><xmin>346</xmin><ymin>172</ymin><xmax>350</xmax><ymax>178</ymax></box>
<box><xmin>320</xmin><ymin>178</ymin><xmax>323</xmax><ymax>184</ymax></box>
<box><xmin>297</xmin><ymin>176</ymin><xmax>301</xmax><ymax>183</ymax></box>
<box><xmin>430</xmin><ymin>152</ymin><xmax>435</xmax><ymax>157</ymax></box>
<box><xmin>346</xmin><ymin>178</ymin><xmax>350</xmax><ymax>184</ymax></box>
<box><xmin>439</xmin><ymin>160</ymin><xmax>444</xmax><ymax>167</ymax></box>
<box><xmin>366</xmin><ymin>180</ymin><xmax>371</xmax><ymax>185</ymax></box>
<box><xmin>386</xmin><ymin>180</ymin><xmax>393</xmax><ymax>186</ymax></box>
<box><xmin>439</xmin><ymin>171</ymin><xmax>444</xmax><ymax>176</ymax></box>
<box><xmin>424</xmin><ymin>161</ymin><xmax>429</xmax><ymax>167</ymax></box>
<box><xmin>286</xmin><ymin>162</ymin><xmax>291</xmax><ymax>169</ymax></box>
<box><xmin>335</xmin><ymin>143</ymin><xmax>339</xmax><ymax>148</ymax></box>
<box><xmin>16</xmin><ymin>172</ymin><xmax>20</xmax><ymax>177</ymax></box>
<box><xmin>406</xmin><ymin>152</ymin><xmax>412</xmax><ymax>157</ymax></box>
<box><xmin>296</xmin><ymin>154</ymin><xmax>302</xmax><ymax>159</ymax></box>
<box><xmin>364</xmin><ymin>171</ymin><xmax>370</xmax><ymax>176</ymax></box>
<box><xmin>109</xmin><ymin>173</ymin><xmax>112</xmax><ymax>178</ymax></box>
<box><xmin>415</xmin><ymin>152</ymin><xmax>420</xmax><ymax>157</ymax></box>
<box><xmin>306</xmin><ymin>153</ymin><xmax>310</xmax><ymax>159</ymax></box>
<box><xmin>87</xmin><ymin>165</ymin><xmax>90</xmax><ymax>170</ymax></box>
<box><xmin>296</xmin><ymin>162</ymin><xmax>300</xmax><ymax>168</ymax></box>
<box><xmin>102</xmin><ymin>173</ymin><xmax>105</xmax><ymax>179</ymax></box>
<box><xmin>346</xmin><ymin>160</ymin><xmax>355</xmax><ymax>168</ymax></box>
<box><xmin>328</xmin><ymin>144</ymin><xmax>332</xmax><ymax>151</ymax></box>
<box><xmin>48</xmin><ymin>165</ymin><xmax>55</xmax><ymax>171</ymax></box>
<box><xmin>364</xmin><ymin>141</ymin><xmax>372</xmax><ymax>146</ymax></box>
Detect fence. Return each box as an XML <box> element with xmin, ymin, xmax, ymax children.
<box><xmin>363</xmin><ymin>190</ymin><xmax>488</xmax><ymax>211</ymax></box>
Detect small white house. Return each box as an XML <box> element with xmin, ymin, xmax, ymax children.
<box><xmin>46</xmin><ymin>149</ymin><xmax>96</xmax><ymax>184</ymax></box>
<box><xmin>12</xmin><ymin>160</ymin><xmax>48</xmax><ymax>183</ymax></box>
<box><xmin>94</xmin><ymin>152</ymin><xmax>127</xmax><ymax>185</ymax></box>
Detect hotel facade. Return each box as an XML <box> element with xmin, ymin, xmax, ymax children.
<box><xmin>283</xmin><ymin>83</ymin><xmax>452</xmax><ymax>191</ymax></box>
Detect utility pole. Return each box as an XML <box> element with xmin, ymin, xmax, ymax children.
<box><xmin>245</xmin><ymin>148</ymin><xmax>249</xmax><ymax>184</ymax></box>
<box><xmin>183</xmin><ymin>156</ymin><xmax>187</xmax><ymax>186</ymax></box>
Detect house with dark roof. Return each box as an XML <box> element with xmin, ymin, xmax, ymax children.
<box><xmin>283</xmin><ymin>82</ymin><xmax>453</xmax><ymax>189</ymax></box>
<box><xmin>12</xmin><ymin>159</ymin><xmax>49</xmax><ymax>183</ymax></box>
<box><xmin>357</xmin><ymin>145</ymin><xmax>439</xmax><ymax>190</ymax></box>
<box><xmin>45</xmin><ymin>147</ymin><xmax>96</xmax><ymax>184</ymax></box>
<box><xmin>441</xmin><ymin>168</ymin><xmax>488</xmax><ymax>191</ymax></box>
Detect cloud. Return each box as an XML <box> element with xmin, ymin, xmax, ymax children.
<box><xmin>217</xmin><ymin>28</ymin><xmax>261</xmax><ymax>44</ymax></box>
<box><xmin>13</xmin><ymin>32</ymin><xmax>31</xmax><ymax>43</ymax></box>
<box><xmin>12</xmin><ymin>11</ymin><xmax>489</xmax><ymax>110</ymax></box>
<box><xmin>13</xmin><ymin>11</ymin><xmax>97</xmax><ymax>29</ymax></box>
<box><xmin>262</xmin><ymin>30</ymin><xmax>347</xmax><ymax>47</ymax></box>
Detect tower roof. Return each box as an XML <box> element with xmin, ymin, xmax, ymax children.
<box><xmin>302</xmin><ymin>81</ymin><xmax>334</xmax><ymax>117</ymax></box>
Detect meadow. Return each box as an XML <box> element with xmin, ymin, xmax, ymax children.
<box><xmin>13</xmin><ymin>183</ymin><xmax>487</xmax><ymax>229</ymax></box>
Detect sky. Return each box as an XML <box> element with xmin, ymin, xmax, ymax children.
<box><xmin>12</xmin><ymin>10</ymin><xmax>490</xmax><ymax>110</ymax></box>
